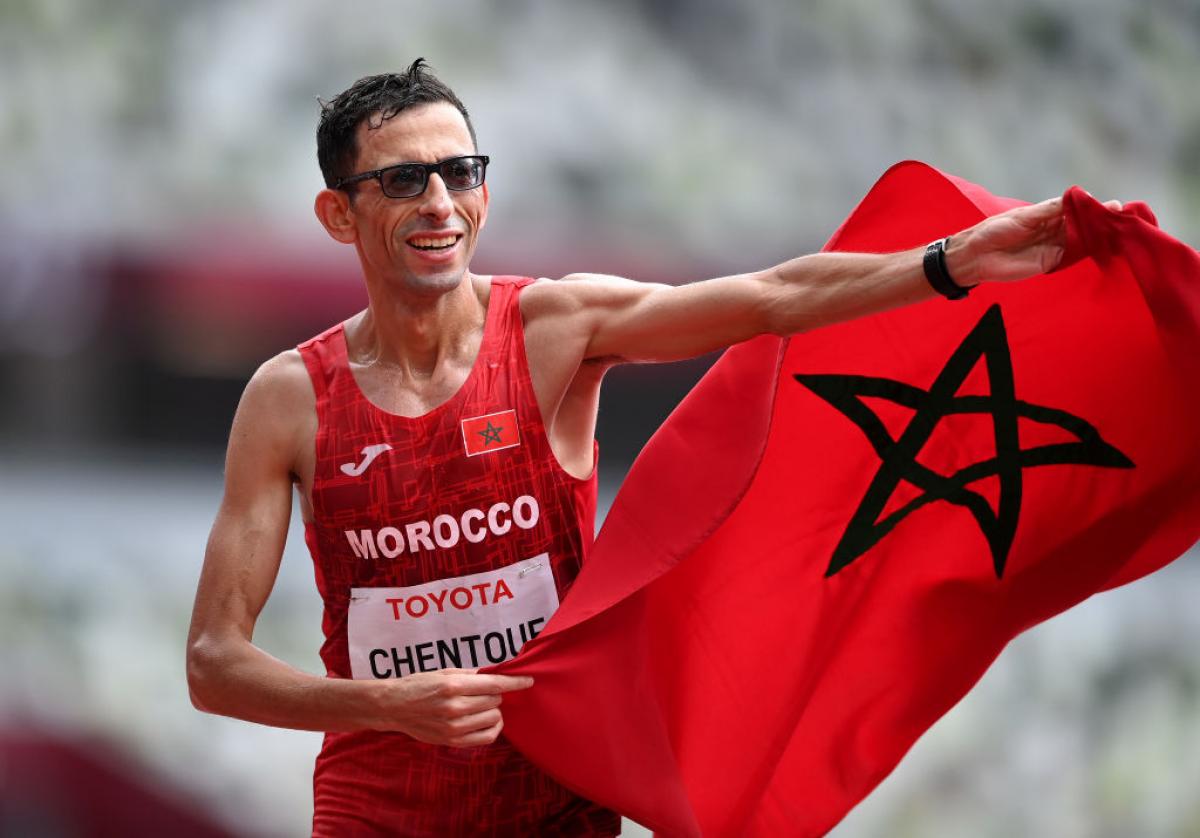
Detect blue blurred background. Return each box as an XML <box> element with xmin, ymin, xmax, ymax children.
<box><xmin>1</xmin><ymin>1</ymin><xmax>1198</xmax><ymax>835</ymax></box>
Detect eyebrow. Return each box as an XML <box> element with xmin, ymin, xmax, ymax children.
<box><xmin>369</xmin><ymin>153</ymin><xmax>476</xmax><ymax>170</ymax></box>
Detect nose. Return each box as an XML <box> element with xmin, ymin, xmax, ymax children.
<box><xmin>418</xmin><ymin>173</ymin><xmax>454</xmax><ymax>223</ymax></box>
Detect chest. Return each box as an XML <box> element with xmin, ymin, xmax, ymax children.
<box><xmin>348</xmin><ymin>356</ymin><xmax>478</xmax><ymax>417</ymax></box>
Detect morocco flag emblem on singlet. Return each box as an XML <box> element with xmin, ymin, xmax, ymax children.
<box><xmin>462</xmin><ymin>409</ymin><xmax>521</xmax><ymax>456</ymax></box>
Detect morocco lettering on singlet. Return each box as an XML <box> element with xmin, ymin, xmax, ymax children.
<box><xmin>343</xmin><ymin>495</ymin><xmax>540</xmax><ymax>560</ymax></box>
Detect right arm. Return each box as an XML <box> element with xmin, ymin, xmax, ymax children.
<box><xmin>185</xmin><ymin>350</ymin><xmax>531</xmax><ymax>746</ymax></box>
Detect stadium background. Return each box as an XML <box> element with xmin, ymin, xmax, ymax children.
<box><xmin>1</xmin><ymin>1</ymin><xmax>1198</xmax><ymax>835</ymax></box>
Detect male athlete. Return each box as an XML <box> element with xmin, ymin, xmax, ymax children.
<box><xmin>186</xmin><ymin>60</ymin><xmax>1112</xmax><ymax>835</ymax></box>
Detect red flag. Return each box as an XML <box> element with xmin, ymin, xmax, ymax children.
<box><xmin>489</xmin><ymin>162</ymin><xmax>1200</xmax><ymax>836</ymax></box>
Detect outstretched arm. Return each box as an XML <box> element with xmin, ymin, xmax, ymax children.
<box><xmin>523</xmin><ymin>196</ymin><xmax>1100</xmax><ymax>365</ymax></box>
<box><xmin>185</xmin><ymin>352</ymin><xmax>532</xmax><ymax>745</ymax></box>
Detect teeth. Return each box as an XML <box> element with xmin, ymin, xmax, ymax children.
<box><xmin>410</xmin><ymin>235</ymin><xmax>457</xmax><ymax>248</ymax></box>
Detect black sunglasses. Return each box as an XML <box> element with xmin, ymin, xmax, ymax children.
<box><xmin>334</xmin><ymin>155</ymin><xmax>490</xmax><ymax>199</ymax></box>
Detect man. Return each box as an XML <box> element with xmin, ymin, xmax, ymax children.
<box><xmin>186</xmin><ymin>60</ymin><xmax>1107</xmax><ymax>835</ymax></box>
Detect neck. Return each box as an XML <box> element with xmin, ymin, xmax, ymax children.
<box><xmin>354</xmin><ymin>272</ymin><xmax>485</xmax><ymax>379</ymax></box>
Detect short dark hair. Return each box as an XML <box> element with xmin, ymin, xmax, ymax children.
<box><xmin>316</xmin><ymin>58</ymin><xmax>477</xmax><ymax>189</ymax></box>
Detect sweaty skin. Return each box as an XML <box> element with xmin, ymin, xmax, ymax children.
<box><xmin>186</xmin><ymin>101</ymin><xmax>1114</xmax><ymax>748</ymax></box>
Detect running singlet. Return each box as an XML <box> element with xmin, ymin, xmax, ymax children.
<box><xmin>297</xmin><ymin>277</ymin><xmax>620</xmax><ymax>836</ymax></box>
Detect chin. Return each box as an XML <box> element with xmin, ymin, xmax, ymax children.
<box><xmin>401</xmin><ymin>269</ymin><xmax>467</xmax><ymax>297</ymax></box>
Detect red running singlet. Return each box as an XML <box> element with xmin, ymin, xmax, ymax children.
<box><xmin>297</xmin><ymin>277</ymin><xmax>620</xmax><ymax>836</ymax></box>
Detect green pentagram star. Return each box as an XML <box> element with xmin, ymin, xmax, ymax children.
<box><xmin>794</xmin><ymin>304</ymin><xmax>1134</xmax><ymax>580</ymax></box>
<box><xmin>478</xmin><ymin>421</ymin><xmax>504</xmax><ymax>446</ymax></box>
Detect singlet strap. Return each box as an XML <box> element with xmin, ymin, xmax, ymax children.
<box><xmin>296</xmin><ymin>276</ymin><xmax>535</xmax><ymax>408</ymax></box>
<box><xmin>490</xmin><ymin>274</ymin><xmax>536</xmax><ymax>290</ymax></box>
<box><xmin>297</xmin><ymin>323</ymin><xmax>348</xmax><ymax>404</ymax></box>
<box><xmin>479</xmin><ymin>276</ymin><xmax>535</xmax><ymax>361</ymax></box>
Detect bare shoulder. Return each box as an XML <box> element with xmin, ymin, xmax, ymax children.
<box><xmin>520</xmin><ymin>273</ymin><xmax>667</xmax><ymax>321</ymax></box>
<box><xmin>243</xmin><ymin>349</ymin><xmax>314</xmax><ymax>413</ymax></box>
<box><xmin>229</xmin><ymin>349</ymin><xmax>315</xmax><ymax>462</ymax></box>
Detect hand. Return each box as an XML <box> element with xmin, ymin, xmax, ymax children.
<box><xmin>373</xmin><ymin>668</ymin><xmax>534</xmax><ymax>747</ymax></box>
<box><xmin>946</xmin><ymin>196</ymin><xmax>1123</xmax><ymax>286</ymax></box>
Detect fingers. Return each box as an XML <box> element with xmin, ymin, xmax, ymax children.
<box><xmin>993</xmin><ymin>197</ymin><xmax>1062</xmax><ymax>239</ymax></box>
<box><xmin>1040</xmin><ymin>244</ymin><xmax>1066</xmax><ymax>274</ymax></box>
<box><xmin>450</xmin><ymin>708</ymin><xmax>503</xmax><ymax>735</ymax></box>
<box><xmin>410</xmin><ymin>709</ymin><xmax>505</xmax><ymax>748</ymax></box>
<box><xmin>440</xmin><ymin>694</ymin><xmax>503</xmax><ymax>718</ymax></box>
<box><xmin>441</xmin><ymin>673</ymin><xmax>535</xmax><ymax>695</ymax></box>
<box><xmin>478</xmin><ymin>675</ymin><xmax>535</xmax><ymax>693</ymax></box>
<box><xmin>447</xmin><ymin>716</ymin><xmax>505</xmax><ymax>748</ymax></box>
<box><xmin>1082</xmin><ymin>189</ymin><xmax>1124</xmax><ymax>212</ymax></box>
<box><xmin>384</xmin><ymin>670</ymin><xmax>531</xmax><ymax>746</ymax></box>
<box><xmin>1027</xmin><ymin>195</ymin><xmax>1121</xmax><ymax>217</ymax></box>
<box><xmin>1022</xmin><ymin>196</ymin><xmax>1063</xmax><ymax>222</ymax></box>
<box><xmin>1038</xmin><ymin>211</ymin><xmax>1066</xmax><ymax>236</ymax></box>
<box><xmin>439</xmin><ymin>697</ymin><xmax>504</xmax><ymax>747</ymax></box>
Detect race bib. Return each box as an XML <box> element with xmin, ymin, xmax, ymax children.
<box><xmin>347</xmin><ymin>554</ymin><xmax>558</xmax><ymax>679</ymax></box>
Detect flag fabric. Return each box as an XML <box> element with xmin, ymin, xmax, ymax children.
<box><xmin>487</xmin><ymin>161</ymin><xmax>1200</xmax><ymax>837</ymax></box>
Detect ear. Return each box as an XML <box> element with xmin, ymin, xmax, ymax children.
<box><xmin>478</xmin><ymin>183</ymin><xmax>490</xmax><ymax>230</ymax></box>
<box><xmin>314</xmin><ymin>188</ymin><xmax>357</xmax><ymax>244</ymax></box>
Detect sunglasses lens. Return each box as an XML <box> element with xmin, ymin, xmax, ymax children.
<box><xmin>441</xmin><ymin>157</ymin><xmax>485</xmax><ymax>191</ymax></box>
<box><xmin>372</xmin><ymin>157</ymin><xmax>486</xmax><ymax>197</ymax></box>
<box><xmin>380</xmin><ymin>166</ymin><xmax>425</xmax><ymax>197</ymax></box>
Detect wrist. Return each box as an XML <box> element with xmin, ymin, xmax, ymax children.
<box><xmin>358</xmin><ymin>677</ymin><xmax>404</xmax><ymax>731</ymax></box>
<box><xmin>321</xmin><ymin>675</ymin><xmax>396</xmax><ymax>732</ymax></box>
<box><xmin>942</xmin><ymin>230</ymin><xmax>981</xmax><ymax>288</ymax></box>
<box><xmin>922</xmin><ymin>236</ymin><xmax>974</xmax><ymax>300</ymax></box>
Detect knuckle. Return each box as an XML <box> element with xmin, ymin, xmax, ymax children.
<box><xmin>436</xmin><ymin>701</ymin><xmax>460</xmax><ymax>721</ymax></box>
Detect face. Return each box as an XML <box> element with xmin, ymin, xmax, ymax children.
<box><xmin>320</xmin><ymin>102</ymin><xmax>489</xmax><ymax>298</ymax></box>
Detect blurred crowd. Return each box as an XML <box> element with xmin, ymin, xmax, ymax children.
<box><xmin>1</xmin><ymin>1</ymin><xmax>1198</xmax><ymax>835</ymax></box>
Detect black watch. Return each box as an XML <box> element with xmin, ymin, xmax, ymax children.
<box><xmin>923</xmin><ymin>237</ymin><xmax>971</xmax><ymax>300</ymax></box>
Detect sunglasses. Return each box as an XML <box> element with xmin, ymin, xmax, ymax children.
<box><xmin>334</xmin><ymin>155</ymin><xmax>490</xmax><ymax>199</ymax></box>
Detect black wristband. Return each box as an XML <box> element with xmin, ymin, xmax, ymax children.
<box><xmin>923</xmin><ymin>236</ymin><xmax>969</xmax><ymax>300</ymax></box>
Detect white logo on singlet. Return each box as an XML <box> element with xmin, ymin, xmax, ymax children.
<box><xmin>340</xmin><ymin>443</ymin><xmax>393</xmax><ymax>477</ymax></box>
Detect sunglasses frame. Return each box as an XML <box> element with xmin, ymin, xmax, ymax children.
<box><xmin>334</xmin><ymin>155</ymin><xmax>490</xmax><ymax>198</ymax></box>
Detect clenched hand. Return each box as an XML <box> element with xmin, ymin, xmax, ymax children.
<box><xmin>372</xmin><ymin>669</ymin><xmax>535</xmax><ymax>747</ymax></box>
<box><xmin>948</xmin><ymin>195</ymin><xmax>1123</xmax><ymax>286</ymax></box>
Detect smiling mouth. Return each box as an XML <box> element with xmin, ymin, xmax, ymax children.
<box><xmin>407</xmin><ymin>234</ymin><xmax>462</xmax><ymax>251</ymax></box>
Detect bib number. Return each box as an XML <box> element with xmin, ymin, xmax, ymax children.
<box><xmin>347</xmin><ymin>554</ymin><xmax>558</xmax><ymax>679</ymax></box>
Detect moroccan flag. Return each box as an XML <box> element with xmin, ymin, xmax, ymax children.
<box><xmin>461</xmin><ymin>409</ymin><xmax>521</xmax><ymax>456</ymax></box>
<box><xmin>488</xmin><ymin>161</ymin><xmax>1200</xmax><ymax>836</ymax></box>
